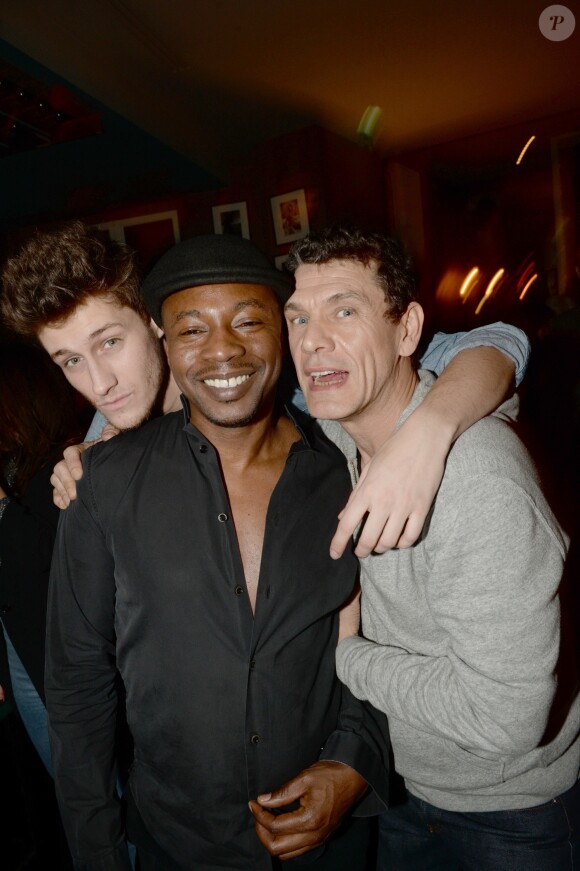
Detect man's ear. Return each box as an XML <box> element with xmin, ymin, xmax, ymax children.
<box><xmin>398</xmin><ymin>302</ymin><xmax>424</xmax><ymax>358</ymax></box>
<box><xmin>150</xmin><ymin>317</ymin><xmax>164</xmax><ymax>340</ymax></box>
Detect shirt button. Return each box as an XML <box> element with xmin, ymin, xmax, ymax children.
<box><xmin>217</xmin><ymin>513</ymin><xmax>228</xmax><ymax>522</ymax></box>
<box><xmin>199</xmin><ymin>444</ymin><xmax>208</xmax><ymax>453</ymax></box>
<box><xmin>250</xmin><ymin>733</ymin><xmax>261</xmax><ymax>745</ymax></box>
<box><xmin>249</xmin><ymin>660</ymin><xmax>256</xmax><ymax>670</ymax></box>
<box><xmin>234</xmin><ymin>585</ymin><xmax>244</xmax><ymax>596</ymax></box>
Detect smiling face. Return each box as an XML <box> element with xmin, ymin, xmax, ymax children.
<box><xmin>161</xmin><ymin>282</ymin><xmax>285</xmax><ymax>430</ymax></box>
<box><xmin>285</xmin><ymin>260</ymin><xmax>422</xmax><ymax>428</ymax></box>
<box><xmin>38</xmin><ymin>295</ymin><xmax>167</xmax><ymax>430</ymax></box>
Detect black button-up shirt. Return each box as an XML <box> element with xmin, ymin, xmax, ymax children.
<box><xmin>46</xmin><ymin>406</ymin><xmax>390</xmax><ymax>871</ymax></box>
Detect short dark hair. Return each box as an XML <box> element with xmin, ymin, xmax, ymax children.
<box><xmin>1</xmin><ymin>220</ymin><xmax>147</xmax><ymax>341</ymax></box>
<box><xmin>287</xmin><ymin>225</ymin><xmax>417</xmax><ymax>322</ymax></box>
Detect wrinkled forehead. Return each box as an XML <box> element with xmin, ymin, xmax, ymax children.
<box><xmin>288</xmin><ymin>260</ymin><xmax>381</xmax><ymax>307</ymax></box>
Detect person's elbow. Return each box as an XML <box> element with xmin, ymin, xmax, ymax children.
<box><xmin>473</xmin><ymin>679</ymin><xmax>556</xmax><ymax>756</ymax></box>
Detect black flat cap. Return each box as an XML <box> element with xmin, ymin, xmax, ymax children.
<box><xmin>141</xmin><ymin>234</ymin><xmax>293</xmax><ymax>325</ymax></box>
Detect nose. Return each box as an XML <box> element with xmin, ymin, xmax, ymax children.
<box><xmin>87</xmin><ymin>360</ymin><xmax>118</xmax><ymax>396</ymax></box>
<box><xmin>203</xmin><ymin>326</ymin><xmax>246</xmax><ymax>362</ymax></box>
<box><xmin>299</xmin><ymin>318</ymin><xmax>335</xmax><ymax>354</ymax></box>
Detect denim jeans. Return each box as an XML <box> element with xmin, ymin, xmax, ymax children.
<box><xmin>377</xmin><ymin>778</ymin><xmax>580</xmax><ymax>871</ymax></box>
<box><xmin>2</xmin><ymin>627</ymin><xmax>53</xmax><ymax>775</ymax></box>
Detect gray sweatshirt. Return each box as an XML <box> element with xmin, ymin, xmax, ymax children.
<box><xmin>331</xmin><ymin>371</ymin><xmax>579</xmax><ymax>812</ymax></box>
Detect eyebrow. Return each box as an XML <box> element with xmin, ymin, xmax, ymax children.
<box><xmin>284</xmin><ymin>290</ymin><xmax>367</xmax><ymax>312</ymax></box>
<box><xmin>171</xmin><ymin>298</ymin><xmax>269</xmax><ymax>323</ymax></box>
<box><xmin>50</xmin><ymin>322</ymin><xmax>125</xmax><ymax>360</ymax></box>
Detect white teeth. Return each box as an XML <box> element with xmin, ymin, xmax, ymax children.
<box><xmin>204</xmin><ymin>374</ymin><xmax>250</xmax><ymax>389</ymax></box>
<box><xmin>311</xmin><ymin>370</ymin><xmax>340</xmax><ymax>384</ymax></box>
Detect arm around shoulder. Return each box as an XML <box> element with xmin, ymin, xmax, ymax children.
<box><xmin>330</xmin><ymin>343</ymin><xmax>518</xmax><ymax>557</ymax></box>
<box><xmin>420</xmin><ymin>322</ymin><xmax>530</xmax><ymax>386</ymax></box>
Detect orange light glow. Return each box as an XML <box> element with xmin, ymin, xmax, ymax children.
<box><xmin>517</xmin><ymin>261</ymin><xmax>534</xmax><ymax>290</ymax></box>
<box><xmin>516</xmin><ymin>136</ymin><xmax>536</xmax><ymax>165</ymax></box>
<box><xmin>519</xmin><ymin>273</ymin><xmax>538</xmax><ymax>300</ymax></box>
<box><xmin>459</xmin><ymin>267</ymin><xmax>480</xmax><ymax>301</ymax></box>
<box><xmin>475</xmin><ymin>268</ymin><xmax>505</xmax><ymax>315</ymax></box>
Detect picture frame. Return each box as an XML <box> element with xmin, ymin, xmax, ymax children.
<box><xmin>270</xmin><ymin>189</ymin><xmax>309</xmax><ymax>245</ymax></box>
<box><xmin>275</xmin><ymin>254</ymin><xmax>291</xmax><ymax>271</ymax></box>
<box><xmin>97</xmin><ymin>210</ymin><xmax>180</xmax><ymax>245</ymax></box>
<box><xmin>212</xmin><ymin>201</ymin><xmax>250</xmax><ymax>239</ymax></box>
<box><xmin>96</xmin><ymin>211</ymin><xmax>180</xmax><ymax>272</ymax></box>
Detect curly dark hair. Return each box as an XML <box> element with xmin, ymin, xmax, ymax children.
<box><xmin>286</xmin><ymin>225</ymin><xmax>417</xmax><ymax>322</ymax></box>
<box><xmin>1</xmin><ymin>220</ymin><xmax>147</xmax><ymax>341</ymax></box>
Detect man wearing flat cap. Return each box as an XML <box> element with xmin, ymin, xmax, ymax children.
<box><xmin>3</xmin><ymin>225</ymin><xmax>526</xmax><ymax>871</ymax></box>
<box><xmin>43</xmin><ymin>233</ymin><xmax>392</xmax><ymax>871</ymax></box>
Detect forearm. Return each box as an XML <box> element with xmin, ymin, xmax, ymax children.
<box><xmin>337</xmin><ymin>635</ymin><xmax>555</xmax><ymax>756</ymax></box>
<box><xmin>416</xmin><ymin>346</ymin><xmax>515</xmax><ymax>447</ymax></box>
<box><xmin>47</xmin><ymin>492</ymin><xmax>124</xmax><ymax>865</ymax></box>
<box><xmin>327</xmin><ymin>347</ymin><xmax>519</xmax><ymax>557</ymax></box>
<box><xmin>319</xmin><ymin>683</ymin><xmax>390</xmax><ymax>812</ymax></box>
<box><xmin>420</xmin><ymin>322</ymin><xmax>530</xmax><ymax>386</ymax></box>
<box><xmin>48</xmin><ymin>647</ymin><xmax>125</xmax><ymax>867</ymax></box>
<box><xmin>47</xmin><ymin>625</ymin><xmax>123</xmax><ymax>865</ymax></box>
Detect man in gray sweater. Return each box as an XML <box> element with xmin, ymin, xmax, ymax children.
<box><xmin>284</xmin><ymin>226</ymin><xmax>579</xmax><ymax>871</ymax></box>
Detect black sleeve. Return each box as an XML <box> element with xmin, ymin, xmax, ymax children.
<box><xmin>45</xmin><ymin>474</ymin><xmax>131</xmax><ymax>871</ymax></box>
<box><xmin>319</xmin><ymin>680</ymin><xmax>391</xmax><ymax>815</ymax></box>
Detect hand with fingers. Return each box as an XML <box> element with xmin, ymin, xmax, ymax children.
<box><xmin>249</xmin><ymin>760</ymin><xmax>368</xmax><ymax>861</ymax></box>
<box><xmin>51</xmin><ymin>442</ymin><xmax>95</xmax><ymax>508</ymax></box>
<box><xmin>50</xmin><ymin>423</ymin><xmax>119</xmax><ymax>509</ymax></box>
<box><xmin>50</xmin><ymin>426</ymin><xmax>119</xmax><ymax>509</ymax></box>
<box><xmin>330</xmin><ymin>407</ymin><xmax>450</xmax><ymax>559</ymax></box>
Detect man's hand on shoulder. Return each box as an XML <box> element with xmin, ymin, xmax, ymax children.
<box><xmin>249</xmin><ymin>760</ymin><xmax>367</xmax><ymax>860</ymax></box>
<box><xmin>51</xmin><ymin>426</ymin><xmax>119</xmax><ymax>509</ymax></box>
<box><xmin>330</xmin><ymin>405</ymin><xmax>450</xmax><ymax>559</ymax></box>
<box><xmin>51</xmin><ymin>442</ymin><xmax>95</xmax><ymax>508</ymax></box>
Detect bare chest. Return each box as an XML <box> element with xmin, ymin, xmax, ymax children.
<box><xmin>224</xmin><ymin>463</ymin><xmax>285</xmax><ymax>613</ymax></box>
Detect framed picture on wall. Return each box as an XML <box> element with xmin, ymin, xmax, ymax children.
<box><xmin>212</xmin><ymin>201</ymin><xmax>250</xmax><ymax>238</ymax></box>
<box><xmin>270</xmin><ymin>189</ymin><xmax>309</xmax><ymax>245</ymax></box>
<box><xmin>96</xmin><ymin>211</ymin><xmax>180</xmax><ymax>272</ymax></box>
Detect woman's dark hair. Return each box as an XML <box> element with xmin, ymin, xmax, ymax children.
<box><xmin>0</xmin><ymin>341</ymin><xmax>85</xmax><ymax>496</ymax></box>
